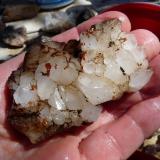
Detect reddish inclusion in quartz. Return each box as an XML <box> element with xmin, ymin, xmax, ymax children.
<box><xmin>45</xmin><ymin>63</ymin><xmax>52</xmax><ymax>76</ymax></box>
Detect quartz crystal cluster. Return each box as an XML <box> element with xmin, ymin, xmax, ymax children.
<box><xmin>9</xmin><ymin>19</ymin><xmax>152</xmax><ymax>143</ymax></box>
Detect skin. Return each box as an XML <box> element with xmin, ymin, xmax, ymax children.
<box><xmin>0</xmin><ymin>11</ymin><xmax>160</xmax><ymax>160</ymax></box>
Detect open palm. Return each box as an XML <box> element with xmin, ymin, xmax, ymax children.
<box><xmin>0</xmin><ymin>11</ymin><xmax>160</xmax><ymax>160</ymax></box>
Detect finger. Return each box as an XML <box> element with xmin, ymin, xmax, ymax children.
<box><xmin>52</xmin><ymin>27</ymin><xmax>79</xmax><ymax>43</ymax></box>
<box><xmin>131</xmin><ymin>29</ymin><xmax>160</xmax><ymax>60</ymax></box>
<box><xmin>79</xmin><ymin>96</ymin><xmax>160</xmax><ymax>160</ymax></box>
<box><xmin>104</xmin><ymin>92</ymin><xmax>143</xmax><ymax>117</ymax></box>
<box><xmin>131</xmin><ymin>30</ymin><xmax>160</xmax><ymax>96</ymax></box>
<box><xmin>142</xmin><ymin>55</ymin><xmax>160</xmax><ymax>96</ymax></box>
<box><xmin>77</xmin><ymin>11</ymin><xmax>131</xmax><ymax>33</ymax></box>
<box><xmin>28</xmin><ymin>136</ymin><xmax>81</xmax><ymax>160</ymax></box>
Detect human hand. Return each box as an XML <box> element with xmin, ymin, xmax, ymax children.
<box><xmin>0</xmin><ymin>11</ymin><xmax>160</xmax><ymax>160</ymax></box>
